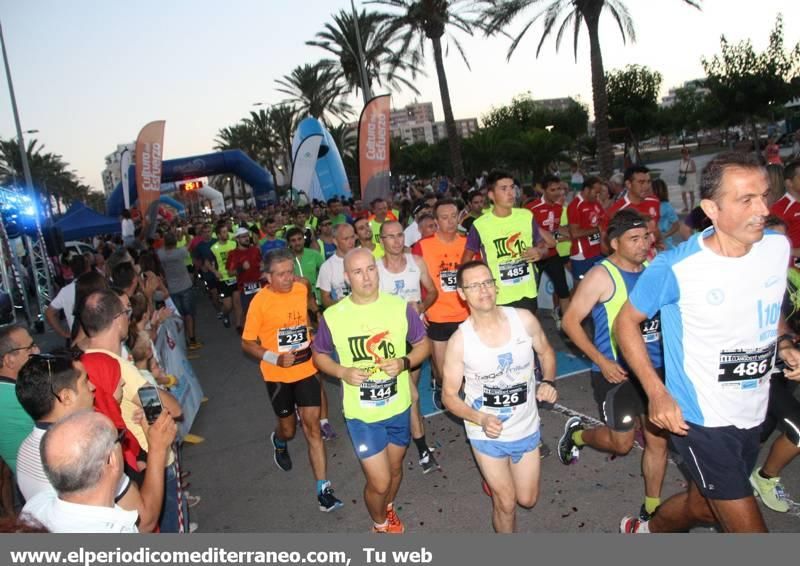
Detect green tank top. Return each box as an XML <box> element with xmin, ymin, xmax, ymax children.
<box><xmin>211</xmin><ymin>239</ymin><xmax>237</xmax><ymax>283</ymax></box>
<box><xmin>323</xmin><ymin>293</ymin><xmax>412</xmax><ymax>423</ymax></box>
<box><xmin>473</xmin><ymin>208</ymin><xmax>538</xmax><ymax>305</ymax></box>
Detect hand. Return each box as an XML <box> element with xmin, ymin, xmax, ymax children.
<box><xmin>421</xmin><ymin>312</ymin><xmax>430</xmax><ymax>328</ymax></box>
<box><xmin>598</xmin><ymin>358</ymin><xmax>628</xmax><ymax>383</ymax></box>
<box><xmin>341</xmin><ymin>366</ymin><xmax>369</xmax><ymax>386</ymax></box>
<box><xmin>132</xmin><ymin>408</ymin><xmax>145</xmax><ymax>428</ymax></box>
<box><xmin>155</xmin><ymin>306</ymin><xmax>171</xmax><ymax>325</ymax></box>
<box><xmin>521</xmin><ymin>247</ymin><xmax>542</xmax><ymax>262</ymax></box>
<box><xmin>378</xmin><ymin>358</ymin><xmax>404</xmax><ymax>377</ymax></box>
<box><xmin>243</xmin><ymin>261</ymin><xmax>250</xmax><ymax>271</ymax></box>
<box><xmin>648</xmin><ymin>390</ymin><xmax>689</xmax><ymax>435</ymax></box>
<box><xmin>536</xmin><ymin>382</ymin><xmax>558</xmax><ymax>404</ymax></box>
<box><xmin>480</xmin><ymin>413</ymin><xmax>503</xmax><ymax>439</ymax></box>
<box><xmin>779</xmin><ymin>345</ymin><xmax>800</xmax><ymax>381</ymax></box>
<box><xmin>145</xmin><ymin>409</ymin><xmax>177</xmax><ymax>453</ymax></box>
<box><xmin>276</xmin><ymin>352</ymin><xmax>295</xmax><ymax>368</ymax></box>
<box><xmin>142</xmin><ymin>271</ymin><xmax>159</xmax><ymax>298</ymax></box>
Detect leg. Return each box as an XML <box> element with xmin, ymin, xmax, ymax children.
<box><xmin>184</xmin><ymin>314</ymin><xmax>195</xmax><ymax>342</ymax></box>
<box><xmin>581</xmin><ymin>427</ymin><xmax>635</xmax><ymax>455</ymax></box>
<box><xmin>681</xmin><ymin>191</ymin><xmax>689</xmax><ymax>211</ymax></box>
<box><xmin>509</xmin><ymin>448</ymin><xmax>541</xmax><ymax>509</ymax></box>
<box><xmin>430</xmin><ymin>340</ymin><xmax>447</xmax><ymax>388</ymax></box>
<box><xmin>276</xmin><ymin>413</ymin><xmax>298</xmax><ymax>442</ymax></box>
<box><xmin>761</xmin><ymin>433</ymin><xmax>800</xmax><ymax>478</ymax></box>
<box><xmin>319</xmin><ymin>382</ymin><xmax>329</xmax><ymax>420</ymax></box>
<box><xmin>409</xmin><ymin>368</ymin><xmax>424</xmax><ymax>441</ymax></box>
<box><xmin>232</xmin><ymin>290</ymin><xmax>243</xmax><ymax>329</ymax></box>
<box><xmin>707</xmin><ymin>496</ymin><xmax>767</xmax><ymax>533</ymax></box>
<box><xmin>640</xmin><ymin>418</ymin><xmax>669</xmax><ymax>499</ymax></box>
<box><xmin>472</xmin><ymin>448</ymin><xmax>517</xmax><ymax>533</ymax></box>
<box><xmin>298</xmin><ymin>405</ymin><xmax>325</xmax><ymax>481</ymax></box>
<box><xmin>359</xmin><ymin>449</ymin><xmax>393</xmax><ymax>523</ymax></box>
<box><xmin>648</xmin><ymin>480</ymin><xmax>716</xmax><ymax>533</ymax></box>
<box><xmin>385</xmin><ymin>442</ymin><xmax>407</xmax><ymax>505</ymax></box>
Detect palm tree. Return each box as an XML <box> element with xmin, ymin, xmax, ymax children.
<box><xmin>483</xmin><ymin>0</ymin><xmax>701</xmax><ymax>178</ymax></box>
<box><xmin>371</xmin><ymin>0</ymin><xmax>483</xmax><ymax>180</ymax></box>
<box><xmin>268</xmin><ymin>104</ymin><xmax>298</xmax><ymax>181</ymax></box>
<box><xmin>213</xmin><ymin>123</ymin><xmax>262</xmax><ymax>162</ymax></box>
<box><xmin>307</xmin><ymin>8</ymin><xmax>423</xmax><ymax>100</ymax></box>
<box><xmin>275</xmin><ymin>63</ymin><xmax>353</xmax><ymax>125</ymax></box>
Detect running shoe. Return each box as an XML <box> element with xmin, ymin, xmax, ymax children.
<box><xmin>317</xmin><ymin>482</ymin><xmax>343</xmax><ymax>513</ymax></box>
<box><xmin>750</xmin><ymin>468</ymin><xmax>790</xmax><ymax>512</ymax></box>
<box><xmin>620</xmin><ymin>516</ymin><xmax>649</xmax><ymax>533</ymax></box>
<box><xmin>188</xmin><ymin>339</ymin><xmax>203</xmax><ymax>351</ymax></box>
<box><xmin>638</xmin><ymin>504</ymin><xmax>657</xmax><ymax>522</ymax></box>
<box><xmin>419</xmin><ymin>450</ymin><xmax>440</xmax><ymax>474</ymax></box>
<box><xmin>271</xmin><ymin>432</ymin><xmax>292</xmax><ymax>472</ymax></box>
<box><xmin>223</xmin><ymin>315</ymin><xmax>231</xmax><ymax>328</ymax></box>
<box><xmin>321</xmin><ymin>421</ymin><xmax>338</xmax><ymax>441</ymax></box>
<box><xmin>374</xmin><ymin>504</ymin><xmax>405</xmax><ymax>533</ymax></box>
<box><xmin>216</xmin><ymin>312</ymin><xmax>224</xmax><ymax>320</ymax></box>
<box><xmin>557</xmin><ymin>416</ymin><xmax>583</xmax><ymax>465</ymax></box>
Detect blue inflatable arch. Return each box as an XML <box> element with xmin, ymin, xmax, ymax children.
<box><xmin>106</xmin><ymin>149</ymin><xmax>275</xmax><ymax>216</ymax></box>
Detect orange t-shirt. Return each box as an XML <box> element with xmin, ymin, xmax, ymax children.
<box><xmin>242</xmin><ymin>282</ymin><xmax>315</xmax><ymax>383</ymax></box>
<box><xmin>413</xmin><ymin>234</ymin><xmax>469</xmax><ymax>323</ymax></box>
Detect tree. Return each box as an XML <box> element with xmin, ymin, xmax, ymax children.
<box><xmin>605</xmin><ymin>64</ymin><xmax>662</xmax><ymax>160</ymax></box>
<box><xmin>275</xmin><ymin>63</ymin><xmax>353</xmax><ymax>125</ymax></box>
<box><xmin>482</xmin><ymin>0</ymin><xmax>701</xmax><ymax>178</ymax></box>
<box><xmin>701</xmin><ymin>14</ymin><xmax>800</xmax><ymax>151</ymax></box>
<box><xmin>371</xmin><ymin>0</ymin><xmax>484</xmax><ymax>180</ymax></box>
<box><xmin>308</xmin><ymin>8</ymin><xmax>423</xmax><ymax>101</ymax></box>
<box><xmin>481</xmin><ymin>92</ymin><xmax>589</xmax><ymax>139</ymax></box>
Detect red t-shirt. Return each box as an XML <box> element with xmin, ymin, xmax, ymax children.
<box><xmin>526</xmin><ymin>197</ymin><xmax>564</xmax><ymax>258</ymax></box>
<box><xmin>771</xmin><ymin>193</ymin><xmax>800</xmax><ymax>255</ymax></box>
<box><xmin>567</xmin><ymin>194</ymin><xmax>607</xmax><ymax>259</ymax></box>
<box><xmin>607</xmin><ymin>195</ymin><xmax>661</xmax><ymax>224</ymax></box>
<box><xmin>226</xmin><ymin>246</ymin><xmax>262</xmax><ymax>291</ymax></box>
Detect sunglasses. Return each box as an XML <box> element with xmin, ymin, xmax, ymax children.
<box><xmin>28</xmin><ymin>353</ymin><xmax>77</xmax><ymax>402</ymax></box>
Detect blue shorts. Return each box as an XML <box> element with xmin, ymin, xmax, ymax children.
<box><xmin>170</xmin><ymin>288</ymin><xmax>196</xmax><ymax>317</ymax></box>
<box><xmin>470</xmin><ymin>430</ymin><xmax>541</xmax><ymax>464</ymax></box>
<box><xmin>570</xmin><ymin>255</ymin><xmax>604</xmax><ymax>280</ymax></box>
<box><xmin>346</xmin><ymin>408</ymin><xmax>411</xmax><ymax>460</ymax></box>
<box><xmin>670</xmin><ymin>423</ymin><xmax>760</xmax><ymax>500</ymax></box>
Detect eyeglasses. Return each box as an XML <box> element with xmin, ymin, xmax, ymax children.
<box><xmin>6</xmin><ymin>341</ymin><xmax>37</xmax><ymax>354</ymax></box>
<box><xmin>461</xmin><ymin>278</ymin><xmax>496</xmax><ymax>292</ymax></box>
<box><xmin>115</xmin><ymin>308</ymin><xmax>133</xmax><ymax>320</ymax></box>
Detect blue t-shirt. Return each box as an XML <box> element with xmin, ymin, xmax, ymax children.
<box><xmin>658</xmin><ymin>202</ymin><xmax>679</xmax><ymax>250</ymax></box>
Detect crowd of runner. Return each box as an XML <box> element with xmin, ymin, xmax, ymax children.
<box><xmin>2</xmin><ymin>152</ymin><xmax>800</xmax><ymax>533</ymax></box>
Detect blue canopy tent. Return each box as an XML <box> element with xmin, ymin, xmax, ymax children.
<box><xmin>54</xmin><ymin>202</ymin><xmax>121</xmax><ymax>240</ymax></box>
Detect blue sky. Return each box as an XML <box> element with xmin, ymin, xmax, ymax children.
<box><xmin>0</xmin><ymin>0</ymin><xmax>798</xmax><ymax>193</ymax></box>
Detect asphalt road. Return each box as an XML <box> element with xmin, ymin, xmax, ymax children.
<box><xmin>177</xmin><ymin>291</ymin><xmax>800</xmax><ymax>534</ymax></box>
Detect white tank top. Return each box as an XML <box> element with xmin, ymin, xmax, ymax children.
<box><xmin>378</xmin><ymin>253</ymin><xmax>422</xmax><ymax>303</ymax></box>
<box><xmin>461</xmin><ymin>307</ymin><xmax>540</xmax><ymax>442</ymax></box>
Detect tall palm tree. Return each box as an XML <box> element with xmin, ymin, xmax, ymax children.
<box><xmin>483</xmin><ymin>0</ymin><xmax>701</xmax><ymax>178</ymax></box>
<box><xmin>268</xmin><ymin>104</ymin><xmax>298</xmax><ymax>181</ymax></box>
<box><xmin>371</xmin><ymin>0</ymin><xmax>483</xmax><ymax>180</ymax></box>
<box><xmin>275</xmin><ymin>63</ymin><xmax>353</xmax><ymax>125</ymax></box>
<box><xmin>307</xmin><ymin>8</ymin><xmax>423</xmax><ymax>100</ymax></box>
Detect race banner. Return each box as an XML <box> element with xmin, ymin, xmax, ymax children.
<box><xmin>358</xmin><ymin>94</ymin><xmax>391</xmax><ymax>202</ymax></box>
<box><xmin>135</xmin><ymin>120</ymin><xmax>165</xmax><ymax>239</ymax></box>
<box><xmin>120</xmin><ymin>146</ymin><xmax>132</xmax><ymax>211</ymax></box>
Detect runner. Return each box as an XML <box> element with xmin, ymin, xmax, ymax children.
<box><xmin>616</xmin><ymin>152</ymin><xmax>800</xmax><ymax>533</ymax></box>
<box><xmin>463</xmin><ymin>170</ymin><xmax>553</xmax><ymax>315</ymax></box>
<box><xmin>318</xmin><ymin>223</ymin><xmax>357</xmax><ymax>308</ymax></box>
<box><xmin>560</xmin><ymin>209</ymin><xmax>668</xmax><ymax>523</ymax></box>
<box><xmin>442</xmin><ymin>260</ymin><xmax>557</xmax><ymax>532</ymax></box>
<box><xmin>355</xmin><ymin>217</ymin><xmax>384</xmax><ymax>258</ymax></box>
<box><xmin>607</xmin><ymin>166</ymin><xmax>662</xmax><ymax>255</ymax></box>
<box><xmin>241</xmin><ymin>248</ymin><xmax>342</xmax><ymax>513</ymax></box>
<box><xmin>567</xmin><ymin>177</ymin><xmax>608</xmax><ymax>283</ymax></box>
<box><xmin>226</xmin><ymin>227</ymin><xmax>262</xmax><ymax>331</ymax></box>
<box><xmin>210</xmin><ymin>221</ymin><xmax>237</xmax><ymax>329</ymax></box>
<box><xmin>312</xmin><ymin>248</ymin><xmax>430</xmax><ymax>533</ymax></box>
<box><xmin>413</xmin><ymin>199</ymin><xmax>469</xmax><ymax>411</ymax></box>
<box><xmin>287</xmin><ymin>227</ymin><xmax>325</xmax><ymax>305</ymax></box>
<box><xmin>378</xmin><ymin>220</ymin><xmax>440</xmax><ymax>473</ymax></box>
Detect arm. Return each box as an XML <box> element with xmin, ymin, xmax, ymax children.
<box><xmin>517</xmin><ymin>309</ymin><xmax>558</xmax><ymax>404</ymax></box>
<box><xmin>45</xmin><ymin>306</ymin><xmax>70</xmax><ymax>339</ymax></box>
<box><xmin>242</xmin><ymin>337</ymin><xmax>297</xmax><ymax>368</ymax></box>
<box><xmin>441</xmin><ymin>330</ymin><xmax>502</xmax><ymax>438</ymax></box>
<box><xmin>462</xmin><ymin>226</ymin><xmax>481</xmax><ymax>263</ymax></box>
<box><xmin>569</xmin><ymin>223</ymin><xmax>600</xmax><ymax>239</ymax></box>
<box><xmin>561</xmin><ymin>267</ymin><xmax>628</xmax><ymax>383</ymax></box>
<box><xmin>415</xmin><ymin>256</ymin><xmax>438</xmax><ymax>314</ymax></box>
<box><xmin>320</xmin><ymin>290</ymin><xmax>336</xmax><ymax>309</ymax></box>
<box><xmin>615</xmin><ymin>301</ymin><xmax>687</xmax><ymax>434</ymax></box>
<box><xmin>777</xmin><ymin>317</ymin><xmax>800</xmax><ymax>381</ymax></box>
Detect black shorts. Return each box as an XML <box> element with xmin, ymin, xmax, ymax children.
<box><xmin>218</xmin><ymin>280</ymin><xmax>238</xmax><ymax>299</ymax></box>
<box><xmin>590</xmin><ymin>367</ymin><xmax>664</xmax><ymax>432</ymax></box>
<box><xmin>670</xmin><ymin>423</ymin><xmax>761</xmax><ymax>500</ymax></box>
<box><xmin>502</xmin><ymin>296</ymin><xmax>538</xmax><ymax>315</ymax></box>
<box><xmin>761</xmin><ymin>372</ymin><xmax>800</xmax><ymax>446</ymax></box>
<box><xmin>200</xmin><ymin>271</ymin><xmax>217</xmax><ymax>290</ymax></box>
<box><xmin>535</xmin><ymin>255</ymin><xmax>570</xmax><ymax>299</ymax></box>
<box><xmin>427</xmin><ymin>320</ymin><xmax>462</xmax><ymax>342</ymax></box>
<box><xmin>265</xmin><ymin>375</ymin><xmax>321</xmax><ymax>419</ymax></box>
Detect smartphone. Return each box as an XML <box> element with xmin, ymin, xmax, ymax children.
<box><xmin>137</xmin><ymin>386</ymin><xmax>163</xmax><ymax>424</ymax></box>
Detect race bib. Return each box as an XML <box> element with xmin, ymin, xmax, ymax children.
<box><xmin>277</xmin><ymin>325</ymin><xmax>309</xmax><ymax>352</ymax></box>
<box><xmin>359</xmin><ymin>377</ymin><xmax>398</xmax><ymax>407</ymax></box>
<box><xmin>224</xmin><ymin>278</ymin><xmax>237</xmax><ymax>286</ymax></box>
<box><xmin>717</xmin><ymin>343</ymin><xmax>775</xmax><ymax>388</ymax></box>
<box><xmin>498</xmin><ymin>260</ymin><xmax>531</xmax><ymax>286</ymax></box>
<box><xmin>640</xmin><ymin>316</ymin><xmax>661</xmax><ymax>343</ymax></box>
<box><xmin>440</xmin><ymin>270</ymin><xmax>457</xmax><ymax>292</ymax></box>
<box><xmin>243</xmin><ymin>281</ymin><xmax>260</xmax><ymax>295</ymax></box>
<box><xmin>588</xmin><ymin>231</ymin><xmax>601</xmax><ymax>246</ymax></box>
<box><xmin>482</xmin><ymin>382</ymin><xmax>527</xmax><ymax>408</ymax></box>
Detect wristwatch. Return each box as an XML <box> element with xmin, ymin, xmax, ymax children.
<box><xmin>401</xmin><ymin>356</ymin><xmax>411</xmax><ymax>371</ymax></box>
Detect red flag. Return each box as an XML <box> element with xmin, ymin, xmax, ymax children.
<box><xmin>135</xmin><ymin>120</ymin><xmax>166</xmax><ymax>238</ymax></box>
<box><xmin>358</xmin><ymin>95</ymin><xmax>391</xmax><ymax>202</ymax></box>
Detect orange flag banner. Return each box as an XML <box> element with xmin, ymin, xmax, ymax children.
<box><xmin>135</xmin><ymin>120</ymin><xmax>166</xmax><ymax>238</ymax></box>
<box><xmin>358</xmin><ymin>94</ymin><xmax>391</xmax><ymax>202</ymax></box>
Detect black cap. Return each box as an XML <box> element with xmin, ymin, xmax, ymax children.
<box><xmin>607</xmin><ymin>209</ymin><xmax>647</xmax><ymax>241</ymax></box>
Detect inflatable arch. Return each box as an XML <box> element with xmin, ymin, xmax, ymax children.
<box><xmin>107</xmin><ymin>149</ymin><xmax>275</xmax><ymax>216</ymax></box>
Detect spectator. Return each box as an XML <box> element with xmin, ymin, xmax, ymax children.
<box><xmin>45</xmin><ymin>254</ymin><xmax>89</xmax><ymax>341</ymax></box>
<box><xmin>157</xmin><ymin>233</ymin><xmax>200</xmax><ymax>349</ymax></box>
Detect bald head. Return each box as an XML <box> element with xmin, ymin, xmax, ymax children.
<box><xmin>344</xmin><ymin>247</ymin><xmax>375</xmax><ymax>272</ymax></box>
<box><xmin>334</xmin><ymin>223</ymin><xmax>356</xmax><ymax>255</ymax></box>
<box><xmin>41</xmin><ymin>410</ymin><xmax>118</xmax><ymax>495</ymax></box>
<box><xmin>344</xmin><ymin>248</ymin><xmax>379</xmax><ymax>300</ymax></box>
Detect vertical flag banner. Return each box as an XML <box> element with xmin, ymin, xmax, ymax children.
<box><xmin>135</xmin><ymin>120</ymin><xmax>166</xmax><ymax>238</ymax></box>
<box><xmin>358</xmin><ymin>94</ymin><xmax>390</xmax><ymax>202</ymax></box>
<box><xmin>120</xmin><ymin>147</ymin><xmax>131</xmax><ymax>211</ymax></box>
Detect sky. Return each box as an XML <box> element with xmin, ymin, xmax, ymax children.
<box><xmin>0</xmin><ymin>0</ymin><xmax>798</xmax><ymax>194</ymax></box>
